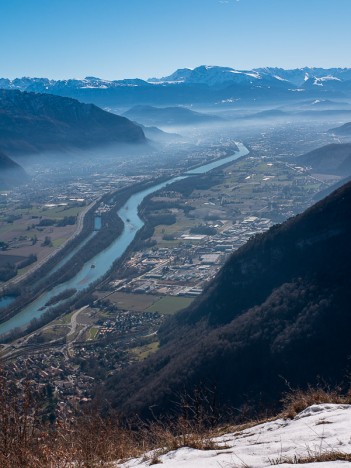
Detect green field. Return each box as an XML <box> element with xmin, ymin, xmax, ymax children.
<box><xmin>55</xmin><ymin>310</ymin><xmax>75</xmax><ymax>325</ymax></box>
<box><xmin>87</xmin><ymin>327</ymin><xmax>99</xmax><ymax>340</ymax></box>
<box><xmin>146</xmin><ymin>296</ymin><xmax>194</xmax><ymax>315</ymax></box>
<box><xmin>33</xmin><ymin>324</ymin><xmax>70</xmax><ymax>343</ymax></box>
<box><xmin>97</xmin><ymin>291</ymin><xmax>161</xmax><ymax>312</ymax></box>
<box><xmin>23</xmin><ymin>205</ymin><xmax>83</xmax><ymax>220</ymax></box>
<box><xmin>52</xmin><ymin>237</ymin><xmax>67</xmax><ymax>248</ymax></box>
<box><xmin>131</xmin><ymin>340</ymin><xmax>160</xmax><ymax>360</ymax></box>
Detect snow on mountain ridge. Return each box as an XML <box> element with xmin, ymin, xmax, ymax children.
<box><xmin>313</xmin><ymin>76</ymin><xmax>342</xmax><ymax>86</ymax></box>
<box><xmin>149</xmin><ymin>65</ymin><xmax>266</xmax><ymax>85</ymax></box>
<box><xmin>1</xmin><ymin>67</ymin><xmax>351</xmax><ymax>94</ymax></box>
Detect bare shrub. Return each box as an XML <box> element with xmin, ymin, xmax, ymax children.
<box><xmin>57</xmin><ymin>409</ymin><xmax>138</xmax><ymax>467</ymax></box>
<box><xmin>0</xmin><ymin>373</ymin><xmax>52</xmax><ymax>467</ymax></box>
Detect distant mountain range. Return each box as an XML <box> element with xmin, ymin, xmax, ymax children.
<box><xmin>2</xmin><ymin>66</ymin><xmax>351</xmax><ymax>106</ymax></box>
<box><xmin>0</xmin><ymin>151</ymin><xmax>28</xmax><ymax>188</ymax></box>
<box><xmin>0</xmin><ymin>90</ymin><xmax>145</xmax><ymax>157</ymax></box>
<box><xmin>152</xmin><ymin>66</ymin><xmax>351</xmax><ymax>87</ymax></box>
<box><xmin>105</xmin><ymin>179</ymin><xmax>351</xmax><ymax>418</ymax></box>
<box><xmin>123</xmin><ymin>105</ymin><xmax>222</xmax><ymax>127</ymax></box>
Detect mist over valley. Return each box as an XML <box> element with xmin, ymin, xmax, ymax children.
<box><xmin>2</xmin><ymin>1</ymin><xmax>351</xmax><ymax>463</ymax></box>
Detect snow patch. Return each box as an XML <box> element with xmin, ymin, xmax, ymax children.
<box><xmin>313</xmin><ymin>75</ymin><xmax>342</xmax><ymax>86</ymax></box>
<box><xmin>273</xmin><ymin>75</ymin><xmax>287</xmax><ymax>81</ymax></box>
<box><xmin>120</xmin><ymin>404</ymin><xmax>351</xmax><ymax>468</ymax></box>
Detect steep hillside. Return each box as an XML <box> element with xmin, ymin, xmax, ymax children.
<box><xmin>105</xmin><ymin>181</ymin><xmax>351</xmax><ymax>418</ymax></box>
<box><xmin>0</xmin><ymin>151</ymin><xmax>28</xmax><ymax>188</ymax></box>
<box><xmin>0</xmin><ymin>89</ymin><xmax>145</xmax><ymax>156</ymax></box>
<box><xmin>296</xmin><ymin>143</ymin><xmax>351</xmax><ymax>176</ymax></box>
<box><xmin>313</xmin><ymin>174</ymin><xmax>351</xmax><ymax>201</ymax></box>
<box><xmin>329</xmin><ymin>121</ymin><xmax>351</xmax><ymax>135</ymax></box>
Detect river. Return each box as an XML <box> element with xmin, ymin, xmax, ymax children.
<box><xmin>0</xmin><ymin>142</ymin><xmax>249</xmax><ymax>336</ymax></box>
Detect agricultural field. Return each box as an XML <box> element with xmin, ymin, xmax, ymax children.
<box><xmin>0</xmin><ymin>202</ymin><xmax>85</xmax><ymax>281</ymax></box>
<box><xmin>95</xmin><ymin>291</ymin><xmax>161</xmax><ymax>312</ymax></box>
<box><xmin>131</xmin><ymin>339</ymin><xmax>159</xmax><ymax>360</ymax></box>
<box><xmin>146</xmin><ymin>296</ymin><xmax>194</xmax><ymax>315</ymax></box>
<box><xmin>149</xmin><ymin>155</ymin><xmax>326</xmax><ymax>250</ymax></box>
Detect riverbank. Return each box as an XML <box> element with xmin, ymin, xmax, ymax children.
<box><xmin>0</xmin><ymin>177</ymin><xmax>176</xmax><ymax>338</ymax></box>
<box><xmin>0</xmin><ymin>143</ymin><xmax>249</xmax><ymax>339</ymax></box>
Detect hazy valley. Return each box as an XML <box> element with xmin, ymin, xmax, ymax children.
<box><xmin>1</xmin><ymin>63</ymin><xmax>351</xmax><ymax>466</ymax></box>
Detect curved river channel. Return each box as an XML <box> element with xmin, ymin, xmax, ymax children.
<box><xmin>0</xmin><ymin>143</ymin><xmax>249</xmax><ymax>336</ymax></box>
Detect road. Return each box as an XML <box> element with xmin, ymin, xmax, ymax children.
<box><xmin>66</xmin><ymin>305</ymin><xmax>89</xmax><ymax>358</ymax></box>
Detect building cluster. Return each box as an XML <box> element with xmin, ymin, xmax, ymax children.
<box><xmin>4</xmin><ymin>350</ymin><xmax>95</xmax><ymax>411</ymax></box>
<box><xmin>112</xmin><ymin>216</ymin><xmax>273</xmax><ymax>297</ymax></box>
<box><xmin>93</xmin><ymin>306</ymin><xmax>162</xmax><ymax>339</ymax></box>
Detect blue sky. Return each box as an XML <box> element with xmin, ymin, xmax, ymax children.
<box><xmin>1</xmin><ymin>0</ymin><xmax>351</xmax><ymax>80</ymax></box>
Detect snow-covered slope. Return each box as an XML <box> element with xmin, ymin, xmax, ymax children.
<box><xmin>0</xmin><ymin>76</ymin><xmax>150</xmax><ymax>92</ymax></box>
<box><xmin>256</xmin><ymin>67</ymin><xmax>351</xmax><ymax>86</ymax></box>
<box><xmin>148</xmin><ymin>65</ymin><xmax>287</xmax><ymax>87</ymax></box>
<box><xmin>2</xmin><ymin>67</ymin><xmax>351</xmax><ymax>92</ymax></box>
<box><xmin>120</xmin><ymin>404</ymin><xmax>351</xmax><ymax>467</ymax></box>
<box><xmin>149</xmin><ymin>66</ymin><xmax>351</xmax><ymax>88</ymax></box>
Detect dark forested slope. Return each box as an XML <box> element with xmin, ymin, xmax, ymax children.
<box><xmin>105</xmin><ymin>181</ymin><xmax>351</xmax><ymax>418</ymax></box>
<box><xmin>0</xmin><ymin>90</ymin><xmax>145</xmax><ymax>156</ymax></box>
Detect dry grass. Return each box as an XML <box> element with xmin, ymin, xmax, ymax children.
<box><xmin>0</xmin><ymin>375</ymin><xmax>350</xmax><ymax>467</ymax></box>
<box><xmin>269</xmin><ymin>450</ymin><xmax>351</xmax><ymax>465</ymax></box>
<box><xmin>145</xmin><ymin>417</ymin><xmax>226</xmax><ymax>452</ymax></box>
<box><xmin>280</xmin><ymin>385</ymin><xmax>350</xmax><ymax>419</ymax></box>
<box><xmin>0</xmin><ymin>376</ymin><xmax>226</xmax><ymax>467</ymax></box>
<box><xmin>0</xmin><ymin>373</ymin><xmax>138</xmax><ymax>467</ymax></box>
